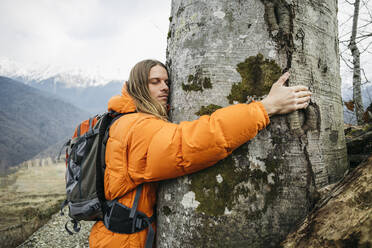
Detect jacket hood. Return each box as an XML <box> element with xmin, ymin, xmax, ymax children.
<box><xmin>107</xmin><ymin>84</ymin><xmax>137</xmax><ymax>113</ymax></box>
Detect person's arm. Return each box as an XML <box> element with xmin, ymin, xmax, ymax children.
<box><xmin>127</xmin><ymin>101</ymin><xmax>269</xmax><ymax>183</ymax></box>
<box><xmin>128</xmin><ymin>72</ymin><xmax>311</xmax><ymax>184</ymax></box>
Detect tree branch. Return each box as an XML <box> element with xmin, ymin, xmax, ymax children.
<box><xmin>356</xmin><ymin>33</ymin><xmax>372</xmax><ymax>39</ymax></box>
<box><xmin>340</xmin><ymin>54</ymin><xmax>354</xmax><ymax>70</ymax></box>
<box><xmin>344</xmin><ymin>0</ymin><xmax>355</xmax><ymax>5</ymax></box>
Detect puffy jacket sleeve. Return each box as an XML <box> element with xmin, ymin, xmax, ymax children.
<box><xmin>127</xmin><ymin>102</ymin><xmax>269</xmax><ymax>184</ymax></box>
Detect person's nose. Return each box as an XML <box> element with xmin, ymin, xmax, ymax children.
<box><xmin>160</xmin><ymin>80</ymin><xmax>169</xmax><ymax>92</ymax></box>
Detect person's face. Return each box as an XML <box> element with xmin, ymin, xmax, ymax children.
<box><xmin>148</xmin><ymin>65</ymin><xmax>169</xmax><ymax>107</ymax></box>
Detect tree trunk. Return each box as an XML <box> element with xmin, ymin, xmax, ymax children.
<box><xmin>349</xmin><ymin>0</ymin><xmax>364</xmax><ymax>125</ymax></box>
<box><xmin>157</xmin><ymin>1</ymin><xmax>348</xmax><ymax>247</ymax></box>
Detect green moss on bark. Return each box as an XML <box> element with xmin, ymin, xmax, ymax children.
<box><xmin>182</xmin><ymin>69</ymin><xmax>213</xmax><ymax>92</ymax></box>
<box><xmin>189</xmin><ymin>144</ymin><xmax>283</xmax><ymax>217</ymax></box>
<box><xmin>189</xmin><ymin>145</ymin><xmax>248</xmax><ymax>216</ymax></box>
<box><xmin>227</xmin><ymin>54</ymin><xmax>282</xmax><ymax>104</ymax></box>
<box><xmin>195</xmin><ymin>104</ymin><xmax>222</xmax><ymax>116</ymax></box>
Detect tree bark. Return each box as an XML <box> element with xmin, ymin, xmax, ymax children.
<box><xmin>349</xmin><ymin>0</ymin><xmax>364</xmax><ymax>125</ymax></box>
<box><xmin>157</xmin><ymin>1</ymin><xmax>348</xmax><ymax>247</ymax></box>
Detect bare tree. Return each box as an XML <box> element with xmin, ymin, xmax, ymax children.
<box><xmin>350</xmin><ymin>0</ymin><xmax>364</xmax><ymax>124</ymax></box>
<box><xmin>339</xmin><ymin>0</ymin><xmax>372</xmax><ymax>124</ymax></box>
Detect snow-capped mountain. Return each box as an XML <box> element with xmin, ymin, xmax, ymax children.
<box><xmin>0</xmin><ymin>57</ymin><xmax>119</xmax><ymax>88</ymax></box>
<box><xmin>0</xmin><ymin>57</ymin><xmax>124</xmax><ymax>114</ymax></box>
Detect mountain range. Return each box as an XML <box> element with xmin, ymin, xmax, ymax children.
<box><xmin>0</xmin><ymin>57</ymin><xmax>124</xmax><ymax>114</ymax></box>
<box><xmin>0</xmin><ymin>76</ymin><xmax>90</xmax><ymax>171</ymax></box>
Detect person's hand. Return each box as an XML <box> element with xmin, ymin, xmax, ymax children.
<box><xmin>260</xmin><ymin>72</ymin><xmax>312</xmax><ymax>117</ymax></box>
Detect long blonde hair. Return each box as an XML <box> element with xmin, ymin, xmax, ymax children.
<box><xmin>126</xmin><ymin>59</ymin><xmax>169</xmax><ymax>120</ymax></box>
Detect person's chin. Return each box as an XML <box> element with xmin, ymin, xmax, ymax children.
<box><xmin>158</xmin><ymin>98</ymin><xmax>168</xmax><ymax>106</ymax></box>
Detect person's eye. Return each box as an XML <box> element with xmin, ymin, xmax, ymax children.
<box><xmin>165</xmin><ymin>80</ymin><xmax>171</xmax><ymax>86</ymax></box>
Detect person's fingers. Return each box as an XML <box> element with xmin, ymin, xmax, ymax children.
<box><xmin>292</xmin><ymin>85</ymin><xmax>309</xmax><ymax>92</ymax></box>
<box><xmin>275</xmin><ymin>72</ymin><xmax>290</xmax><ymax>86</ymax></box>
<box><xmin>296</xmin><ymin>101</ymin><xmax>309</xmax><ymax>110</ymax></box>
<box><xmin>295</xmin><ymin>91</ymin><xmax>312</xmax><ymax>98</ymax></box>
<box><xmin>296</xmin><ymin>96</ymin><xmax>311</xmax><ymax>104</ymax></box>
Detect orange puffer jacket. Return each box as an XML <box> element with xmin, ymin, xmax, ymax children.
<box><xmin>89</xmin><ymin>87</ymin><xmax>270</xmax><ymax>248</ymax></box>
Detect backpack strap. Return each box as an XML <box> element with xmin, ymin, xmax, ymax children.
<box><xmin>96</xmin><ymin>111</ymin><xmax>156</xmax><ymax>247</ymax></box>
<box><xmin>64</xmin><ymin>219</ymin><xmax>81</xmax><ymax>235</ymax></box>
<box><xmin>76</xmin><ymin>116</ymin><xmax>95</xmax><ymax>138</ymax></box>
<box><xmin>57</xmin><ymin>139</ymin><xmax>71</xmax><ymax>161</ymax></box>
<box><xmin>60</xmin><ymin>199</ymin><xmax>68</xmax><ymax>216</ymax></box>
<box><xmin>88</xmin><ymin>117</ymin><xmax>94</xmax><ymax>130</ymax></box>
<box><xmin>144</xmin><ymin>220</ymin><xmax>155</xmax><ymax>248</ymax></box>
<box><xmin>76</xmin><ymin>124</ymin><xmax>81</xmax><ymax>137</ymax></box>
<box><xmin>129</xmin><ymin>184</ymin><xmax>142</xmax><ymax>219</ymax></box>
<box><xmin>96</xmin><ymin>111</ymin><xmax>136</xmax><ymax>213</ymax></box>
<box><xmin>99</xmin><ymin>111</ymin><xmax>136</xmax><ymax>170</ymax></box>
<box><xmin>129</xmin><ymin>185</ymin><xmax>155</xmax><ymax>248</ymax></box>
<box><xmin>129</xmin><ymin>184</ymin><xmax>142</xmax><ymax>232</ymax></box>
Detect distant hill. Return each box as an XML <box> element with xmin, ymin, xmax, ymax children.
<box><xmin>0</xmin><ymin>76</ymin><xmax>90</xmax><ymax>171</ymax></box>
<box><xmin>31</xmin><ymin>138</ymin><xmax>69</xmax><ymax>162</ymax></box>
<box><xmin>23</xmin><ymin>77</ymin><xmax>123</xmax><ymax>114</ymax></box>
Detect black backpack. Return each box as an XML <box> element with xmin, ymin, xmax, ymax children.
<box><xmin>60</xmin><ymin>111</ymin><xmax>155</xmax><ymax>248</ymax></box>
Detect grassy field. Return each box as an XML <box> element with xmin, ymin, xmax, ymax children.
<box><xmin>0</xmin><ymin>162</ymin><xmax>66</xmax><ymax>248</ymax></box>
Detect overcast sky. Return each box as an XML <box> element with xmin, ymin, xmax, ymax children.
<box><xmin>337</xmin><ymin>0</ymin><xmax>372</xmax><ymax>103</ymax></box>
<box><xmin>0</xmin><ymin>0</ymin><xmax>371</xmax><ymax>92</ymax></box>
<box><xmin>0</xmin><ymin>0</ymin><xmax>171</xmax><ymax>80</ymax></box>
